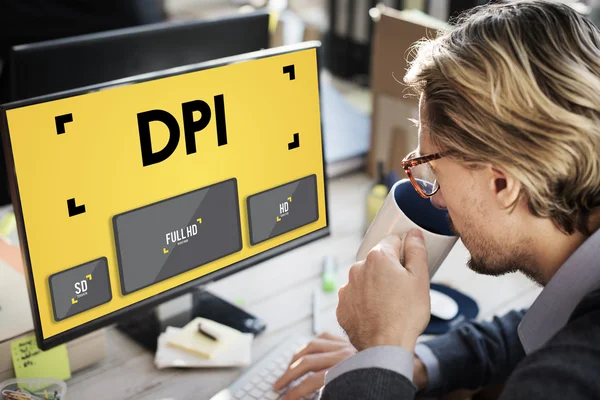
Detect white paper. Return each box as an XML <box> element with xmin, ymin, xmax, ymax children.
<box><xmin>154</xmin><ymin>326</ymin><xmax>253</xmax><ymax>369</ymax></box>
<box><xmin>0</xmin><ymin>261</ymin><xmax>34</xmax><ymax>342</ymax></box>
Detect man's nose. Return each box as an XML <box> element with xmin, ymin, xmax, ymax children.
<box><xmin>430</xmin><ymin>190</ymin><xmax>447</xmax><ymax>210</ymax></box>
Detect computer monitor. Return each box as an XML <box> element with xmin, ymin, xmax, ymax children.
<box><xmin>8</xmin><ymin>11</ymin><xmax>271</xmax><ymax>102</ymax></box>
<box><xmin>0</xmin><ymin>41</ymin><xmax>329</xmax><ymax>350</ymax></box>
<box><xmin>0</xmin><ymin>10</ymin><xmax>270</xmax><ymax>207</ymax></box>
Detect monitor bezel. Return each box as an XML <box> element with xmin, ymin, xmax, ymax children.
<box><xmin>0</xmin><ymin>41</ymin><xmax>330</xmax><ymax>350</ymax></box>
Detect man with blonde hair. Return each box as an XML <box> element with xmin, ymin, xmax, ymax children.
<box><xmin>272</xmin><ymin>0</ymin><xmax>600</xmax><ymax>398</ymax></box>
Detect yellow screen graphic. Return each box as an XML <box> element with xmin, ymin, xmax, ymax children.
<box><xmin>3</xmin><ymin>47</ymin><xmax>326</xmax><ymax>340</ymax></box>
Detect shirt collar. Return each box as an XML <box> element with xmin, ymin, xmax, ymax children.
<box><xmin>518</xmin><ymin>228</ymin><xmax>600</xmax><ymax>354</ymax></box>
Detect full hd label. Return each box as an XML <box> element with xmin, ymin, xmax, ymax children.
<box><xmin>49</xmin><ymin>258</ymin><xmax>112</xmax><ymax>322</ymax></box>
<box><xmin>113</xmin><ymin>178</ymin><xmax>242</xmax><ymax>295</ymax></box>
<box><xmin>247</xmin><ymin>175</ymin><xmax>319</xmax><ymax>245</ymax></box>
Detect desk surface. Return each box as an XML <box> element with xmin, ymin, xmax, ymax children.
<box><xmin>65</xmin><ymin>172</ymin><xmax>541</xmax><ymax>399</ymax></box>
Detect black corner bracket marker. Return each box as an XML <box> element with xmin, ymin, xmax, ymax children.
<box><xmin>283</xmin><ymin>65</ymin><xmax>295</xmax><ymax>80</ymax></box>
<box><xmin>55</xmin><ymin>113</ymin><xmax>73</xmax><ymax>135</ymax></box>
<box><xmin>288</xmin><ymin>133</ymin><xmax>300</xmax><ymax>150</ymax></box>
<box><xmin>67</xmin><ymin>198</ymin><xmax>86</xmax><ymax>217</ymax></box>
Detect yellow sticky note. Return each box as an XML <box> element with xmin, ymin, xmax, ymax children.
<box><xmin>0</xmin><ymin>212</ymin><xmax>16</xmax><ymax>238</ymax></box>
<box><xmin>269</xmin><ymin>12</ymin><xmax>280</xmax><ymax>34</ymax></box>
<box><xmin>11</xmin><ymin>334</ymin><xmax>71</xmax><ymax>381</ymax></box>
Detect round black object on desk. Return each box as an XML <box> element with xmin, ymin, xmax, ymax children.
<box><xmin>424</xmin><ymin>283</ymin><xmax>479</xmax><ymax>335</ymax></box>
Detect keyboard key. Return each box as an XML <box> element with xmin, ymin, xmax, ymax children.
<box><xmin>265</xmin><ymin>391</ymin><xmax>280</xmax><ymax>400</ymax></box>
<box><xmin>234</xmin><ymin>390</ymin><xmax>246</xmax><ymax>399</ymax></box>
<box><xmin>212</xmin><ymin>336</ymin><xmax>314</xmax><ymax>400</ymax></box>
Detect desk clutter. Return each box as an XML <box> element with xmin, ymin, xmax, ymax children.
<box><xmin>2</xmin><ymin>330</ymin><xmax>69</xmax><ymax>400</ymax></box>
<box><xmin>0</xmin><ymin>378</ymin><xmax>67</xmax><ymax>400</ymax></box>
<box><xmin>155</xmin><ymin>318</ymin><xmax>254</xmax><ymax>369</ymax></box>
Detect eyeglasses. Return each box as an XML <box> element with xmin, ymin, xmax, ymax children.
<box><xmin>401</xmin><ymin>150</ymin><xmax>443</xmax><ymax>198</ymax></box>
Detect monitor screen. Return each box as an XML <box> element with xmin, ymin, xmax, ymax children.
<box><xmin>0</xmin><ymin>42</ymin><xmax>329</xmax><ymax>350</ymax></box>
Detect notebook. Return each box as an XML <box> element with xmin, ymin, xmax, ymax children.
<box><xmin>166</xmin><ymin>317</ymin><xmax>248</xmax><ymax>359</ymax></box>
<box><xmin>155</xmin><ymin>326</ymin><xmax>253</xmax><ymax>369</ymax></box>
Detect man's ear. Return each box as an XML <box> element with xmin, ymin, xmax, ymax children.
<box><xmin>489</xmin><ymin>166</ymin><xmax>521</xmax><ymax>208</ymax></box>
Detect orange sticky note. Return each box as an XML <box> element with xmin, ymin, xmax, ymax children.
<box><xmin>0</xmin><ymin>239</ymin><xmax>23</xmax><ymax>274</ymax></box>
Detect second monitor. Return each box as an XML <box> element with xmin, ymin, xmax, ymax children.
<box><xmin>8</xmin><ymin>10</ymin><xmax>271</xmax><ymax>102</ymax></box>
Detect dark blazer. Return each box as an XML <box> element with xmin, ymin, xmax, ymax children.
<box><xmin>320</xmin><ymin>287</ymin><xmax>600</xmax><ymax>399</ymax></box>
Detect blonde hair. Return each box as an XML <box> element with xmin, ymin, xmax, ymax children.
<box><xmin>404</xmin><ymin>0</ymin><xmax>600</xmax><ymax>235</ymax></box>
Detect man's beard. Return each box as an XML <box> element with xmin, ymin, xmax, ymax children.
<box><xmin>447</xmin><ymin>214</ymin><xmax>458</xmax><ymax>236</ymax></box>
<box><xmin>446</xmin><ymin>213</ymin><xmax>542</xmax><ymax>284</ymax></box>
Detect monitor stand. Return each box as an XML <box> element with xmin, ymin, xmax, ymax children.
<box><xmin>115</xmin><ymin>287</ymin><xmax>266</xmax><ymax>351</ymax></box>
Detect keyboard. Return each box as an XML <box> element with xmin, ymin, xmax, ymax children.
<box><xmin>209</xmin><ymin>334</ymin><xmax>320</xmax><ymax>400</ymax></box>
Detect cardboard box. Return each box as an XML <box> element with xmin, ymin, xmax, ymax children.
<box><xmin>367</xmin><ymin>6</ymin><xmax>449</xmax><ymax>177</ymax></box>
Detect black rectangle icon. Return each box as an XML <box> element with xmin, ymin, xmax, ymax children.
<box><xmin>49</xmin><ymin>257</ymin><xmax>112</xmax><ymax>322</ymax></box>
<box><xmin>247</xmin><ymin>175</ymin><xmax>319</xmax><ymax>245</ymax></box>
<box><xmin>113</xmin><ymin>178</ymin><xmax>242</xmax><ymax>295</ymax></box>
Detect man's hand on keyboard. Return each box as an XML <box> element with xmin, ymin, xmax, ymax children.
<box><xmin>272</xmin><ymin>332</ymin><xmax>357</xmax><ymax>400</ymax></box>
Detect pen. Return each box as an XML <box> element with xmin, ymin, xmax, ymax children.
<box><xmin>198</xmin><ymin>323</ymin><xmax>219</xmax><ymax>341</ymax></box>
<box><xmin>312</xmin><ymin>288</ymin><xmax>321</xmax><ymax>335</ymax></box>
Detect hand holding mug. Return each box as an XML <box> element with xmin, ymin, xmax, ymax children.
<box><xmin>337</xmin><ymin>230</ymin><xmax>431</xmax><ymax>352</ymax></box>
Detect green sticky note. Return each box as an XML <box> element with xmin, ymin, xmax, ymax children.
<box><xmin>11</xmin><ymin>334</ymin><xmax>71</xmax><ymax>383</ymax></box>
<box><xmin>234</xmin><ymin>298</ymin><xmax>245</xmax><ymax>306</ymax></box>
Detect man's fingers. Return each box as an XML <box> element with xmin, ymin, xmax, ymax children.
<box><xmin>273</xmin><ymin>353</ymin><xmax>341</xmax><ymax>391</ymax></box>
<box><xmin>288</xmin><ymin>338</ymin><xmax>350</xmax><ymax>367</ymax></box>
<box><xmin>370</xmin><ymin>234</ymin><xmax>404</xmax><ymax>261</ymax></box>
<box><xmin>403</xmin><ymin>228</ymin><xmax>429</xmax><ymax>277</ymax></box>
<box><xmin>317</xmin><ymin>331</ymin><xmax>347</xmax><ymax>342</ymax></box>
<box><xmin>280</xmin><ymin>370</ymin><xmax>326</xmax><ymax>400</ymax></box>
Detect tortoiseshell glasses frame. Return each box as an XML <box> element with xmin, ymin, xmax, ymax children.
<box><xmin>401</xmin><ymin>150</ymin><xmax>443</xmax><ymax>198</ymax></box>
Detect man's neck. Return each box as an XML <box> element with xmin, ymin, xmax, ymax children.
<box><xmin>530</xmin><ymin>219</ymin><xmax>588</xmax><ymax>285</ymax></box>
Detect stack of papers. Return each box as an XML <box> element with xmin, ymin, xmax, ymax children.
<box><xmin>154</xmin><ymin>317</ymin><xmax>253</xmax><ymax>369</ymax></box>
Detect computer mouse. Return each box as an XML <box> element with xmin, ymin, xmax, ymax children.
<box><xmin>430</xmin><ymin>289</ymin><xmax>459</xmax><ymax>320</ymax></box>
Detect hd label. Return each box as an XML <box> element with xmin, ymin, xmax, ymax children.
<box><xmin>49</xmin><ymin>258</ymin><xmax>112</xmax><ymax>322</ymax></box>
<box><xmin>247</xmin><ymin>175</ymin><xmax>319</xmax><ymax>245</ymax></box>
<box><xmin>113</xmin><ymin>178</ymin><xmax>242</xmax><ymax>295</ymax></box>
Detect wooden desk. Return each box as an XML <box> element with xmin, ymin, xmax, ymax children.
<box><xmin>65</xmin><ymin>172</ymin><xmax>541</xmax><ymax>399</ymax></box>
